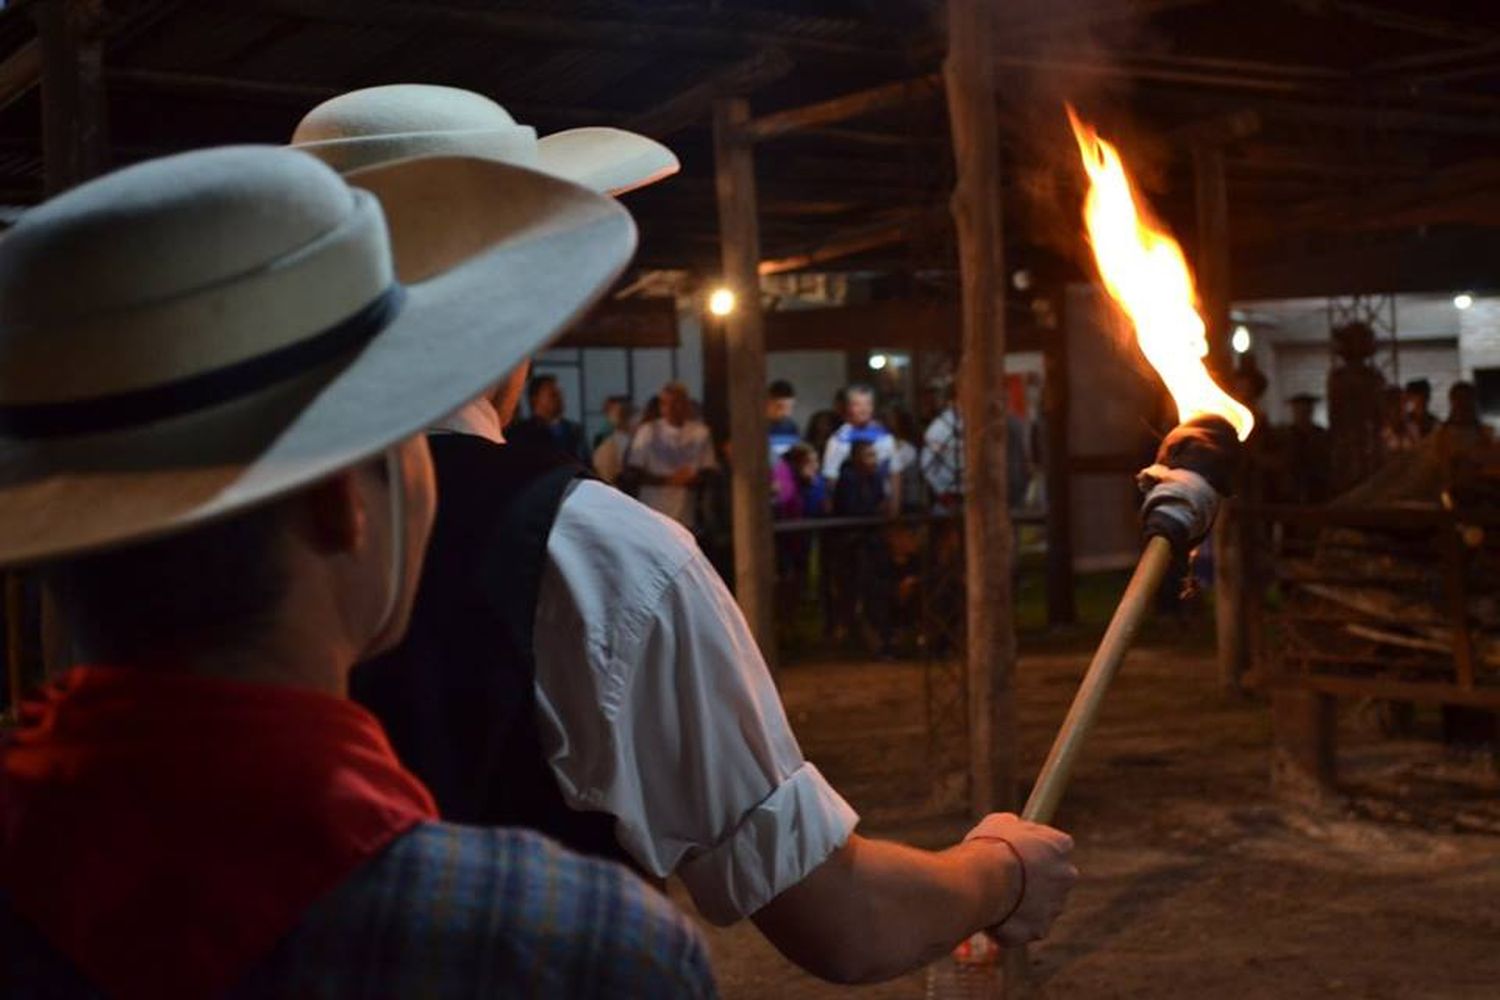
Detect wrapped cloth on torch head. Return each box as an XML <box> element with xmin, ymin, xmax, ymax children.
<box><xmin>1136</xmin><ymin>414</ymin><xmax>1241</xmax><ymax>557</ymax></box>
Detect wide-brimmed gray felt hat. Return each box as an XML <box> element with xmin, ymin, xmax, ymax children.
<box><xmin>0</xmin><ymin>145</ymin><xmax>634</xmax><ymax>566</ymax></box>
<box><xmin>292</xmin><ymin>84</ymin><xmax>678</xmax><ymax>197</ymax></box>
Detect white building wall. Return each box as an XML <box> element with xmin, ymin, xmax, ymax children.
<box><xmin>1459</xmin><ymin>297</ymin><xmax>1500</xmax><ymax>376</ymax></box>
<box><xmin>534</xmin><ymin>300</ymin><xmax>706</xmax><ymax>441</ymax></box>
<box><xmin>767</xmin><ymin>351</ymin><xmax>848</xmax><ymax>431</ymax></box>
<box><xmin>1240</xmin><ymin>294</ymin><xmax>1471</xmax><ymax>425</ymax></box>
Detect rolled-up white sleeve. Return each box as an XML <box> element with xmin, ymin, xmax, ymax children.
<box><xmin>534</xmin><ymin>483</ymin><xmax>859</xmax><ymax>924</ymax></box>
<box><xmin>676</xmin><ymin>759</ymin><xmax>857</xmax><ymax>925</ymax></box>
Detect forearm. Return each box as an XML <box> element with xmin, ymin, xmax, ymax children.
<box><xmin>751</xmin><ymin>833</ymin><xmax>1014</xmax><ymax>984</ymax></box>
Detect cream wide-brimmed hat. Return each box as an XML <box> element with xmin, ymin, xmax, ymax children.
<box><xmin>0</xmin><ymin>145</ymin><xmax>635</xmax><ymax>567</ymax></box>
<box><xmin>291</xmin><ymin>84</ymin><xmax>679</xmax><ymax>197</ymax></box>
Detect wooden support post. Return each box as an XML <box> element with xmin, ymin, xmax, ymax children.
<box><xmin>1193</xmin><ymin>144</ymin><xmax>1248</xmax><ymax>694</ymax></box>
<box><xmin>1042</xmin><ymin>300</ymin><xmax>1076</xmax><ymax>626</ymax></box>
<box><xmin>712</xmin><ymin>97</ymin><xmax>777</xmax><ymax>668</ymax></box>
<box><xmin>1193</xmin><ymin>144</ymin><xmax>1233</xmax><ymax>380</ymax></box>
<box><xmin>945</xmin><ymin>0</ymin><xmax>1017</xmax><ymax>818</ymax></box>
<box><xmin>36</xmin><ymin>0</ymin><xmax>107</xmax><ymax>196</ymax></box>
<box><xmin>1270</xmin><ymin>687</ymin><xmax>1338</xmax><ymax>802</ymax></box>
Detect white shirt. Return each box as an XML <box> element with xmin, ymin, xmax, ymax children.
<box><xmin>433</xmin><ymin>403</ymin><xmax>857</xmax><ymax>925</ymax></box>
<box><xmin>922</xmin><ymin>405</ymin><xmax>963</xmax><ymax>496</ymax></box>
<box><xmin>591</xmin><ymin>428</ymin><xmax>633</xmax><ymax>485</ymax></box>
<box><xmin>537</xmin><ymin>481</ymin><xmax>857</xmax><ymax>923</ymax></box>
<box><xmin>627</xmin><ymin>418</ymin><xmax>718</xmax><ymax>528</ymax></box>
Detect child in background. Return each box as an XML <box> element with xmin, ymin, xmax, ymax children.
<box><xmin>831</xmin><ymin>440</ymin><xmax>895</xmax><ymax>657</ymax></box>
<box><xmin>833</xmin><ymin>440</ymin><xmax>887</xmax><ymax>517</ymax></box>
<box><xmin>773</xmin><ymin>444</ymin><xmax>826</xmax><ymax>635</ymax></box>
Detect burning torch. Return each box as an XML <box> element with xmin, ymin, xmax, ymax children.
<box><xmin>1022</xmin><ymin>111</ymin><xmax>1253</xmax><ymax>826</ymax></box>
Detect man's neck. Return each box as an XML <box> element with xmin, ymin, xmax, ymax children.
<box><xmin>108</xmin><ymin>640</ymin><xmax>351</xmax><ymax>698</ymax></box>
<box><xmin>432</xmin><ymin>398</ymin><xmax>503</xmax><ymax>444</ymax></box>
<box><xmin>133</xmin><ymin>581</ymin><xmax>358</xmax><ymax>698</ymax></box>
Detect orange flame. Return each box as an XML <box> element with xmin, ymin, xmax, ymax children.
<box><xmin>1067</xmin><ymin>107</ymin><xmax>1253</xmax><ymax>440</ymax></box>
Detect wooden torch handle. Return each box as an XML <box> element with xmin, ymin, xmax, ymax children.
<box><xmin>1021</xmin><ymin>534</ymin><xmax>1175</xmax><ymax>824</ymax></box>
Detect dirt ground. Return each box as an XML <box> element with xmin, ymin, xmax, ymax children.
<box><xmin>679</xmin><ymin>632</ymin><xmax>1500</xmax><ymax>999</ymax></box>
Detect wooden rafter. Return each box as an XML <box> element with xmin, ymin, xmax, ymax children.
<box><xmin>1289</xmin><ymin>0</ymin><xmax>1496</xmax><ymax>46</ymax></box>
<box><xmin>757</xmin><ymin>207</ymin><xmax>944</xmax><ymax>275</ymax></box>
<box><xmin>742</xmin><ymin>74</ymin><xmax>942</xmax><ymax>142</ymax></box>
<box><xmin>622</xmin><ymin>47</ymin><xmax>792</xmax><ymax>138</ymax></box>
<box><xmin>0</xmin><ymin>39</ymin><xmax>40</xmax><ymax>112</ymax></box>
<box><xmin>252</xmin><ymin>0</ymin><xmax>899</xmax><ymax>58</ymax></box>
<box><xmin>110</xmin><ymin>67</ymin><xmax>335</xmax><ymax>103</ymax></box>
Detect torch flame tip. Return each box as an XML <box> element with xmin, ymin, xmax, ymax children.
<box><xmin>1067</xmin><ymin>110</ymin><xmax>1254</xmax><ymax>441</ymax></box>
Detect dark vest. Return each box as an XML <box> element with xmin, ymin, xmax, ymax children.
<box><xmin>352</xmin><ymin>434</ymin><xmax>630</xmax><ymax>869</ymax></box>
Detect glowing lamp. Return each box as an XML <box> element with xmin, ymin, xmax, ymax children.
<box><xmin>708</xmin><ymin>287</ymin><xmax>736</xmax><ymax>317</ymax></box>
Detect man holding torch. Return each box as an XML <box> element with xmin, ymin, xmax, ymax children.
<box><xmin>292</xmin><ymin>84</ymin><xmax>1078</xmax><ymax>985</ymax></box>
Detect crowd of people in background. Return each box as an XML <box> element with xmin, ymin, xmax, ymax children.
<box><xmin>509</xmin><ymin>371</ymin><xmax>1043</xmax><ymax>527</ymax></box>
<box><xmin>507</xmin><ymin>371</ymin><xmax>1044</xmax><ymax>657</ymax></box>
<box><xmin>522</xmin><ymin>331</ymin><xmax>1495</xmax><ymax>658</ymax></box>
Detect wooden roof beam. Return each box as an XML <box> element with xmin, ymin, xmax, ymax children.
<box><xmin>1144</xmin><ymin>89</ymin><xmax>1500</xmax><ymax>137</ymax></box>
<box><xmin>1370</xmin><ymin>38</ymin><xmax>1500</xmax><ymax>75</ymax></box>
<box><xmin>106</xmin><ymin>69</ymin><xmax>639</xmax><ymax>130</ymax></box>
<box><xmin>741</xmin><ymin>73</ymin><xmax>942</xmax><ymax>143</ymax></box>
<box><xmin>109</xmin><ymin>67</ymin><xmax>336</xmax><ymax>102</ymax></box>
<box><xmin>1169</xmin><ymin>109</ymin><xmax>1261</xmax><ymax>148</ymax></box>
<box><xmin>252</xmin><ymin>0</ymin><xmax>898</xmax><ymax>59</ymax></box>
<box><xmin>1237</xmin><ymin>159</ymin><xmax>1500</xmax><ymax>245</ymax></box>
<box><xmin>758</xmin><ymin>213</ymin><xmax>932</xmax><ymax>275</ymax></box>
<box><xmin>1289</xmin><ymin>0</ymin><xmax>1495</xmax><ymax>46</ymax></box>
<box><xmin>0</xmin><ymin>39</ymin><xmax>40</xmax><ymax>113</ymax></box>
<box><xmin>804</xmin><ymin>126</ymin><xmax>947</xmax><ymax>147</ymax></box>
<box><xmin>622</xmin><ymin>47</ymin><xmax>792</xmax><ymax>138</ymax></box>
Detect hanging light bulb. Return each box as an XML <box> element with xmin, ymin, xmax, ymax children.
<box><xmin>708</xmin><ymin>287</ymin><xmax>736</xmax><ymax>317</ymax></box>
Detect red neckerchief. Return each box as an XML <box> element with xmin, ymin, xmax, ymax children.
<box><xmin>0</xmin><ymin>665</ymin><xmax>437</xmax><ymax>999</ymax></box>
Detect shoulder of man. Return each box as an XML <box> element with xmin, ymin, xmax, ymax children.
<box><xmin>267</xmin><ymin>823</ymin><xmax>715</xmax><ymax>998</ymax></box>
<box><xmin>549</xmin><ymin>480</ymin><xmax>703</xmax><ymax>587</ymax></box>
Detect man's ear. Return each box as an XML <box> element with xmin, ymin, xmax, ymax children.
<box><xmin>297</xmin><ymin>469</ymin><xmax>367</xmax><ymax>555</ymax></box>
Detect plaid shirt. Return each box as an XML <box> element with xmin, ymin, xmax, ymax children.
<box><xmin>2</xmin><ymin>823</ymin><xmax>717</xmax><ymax>998</ymax></box>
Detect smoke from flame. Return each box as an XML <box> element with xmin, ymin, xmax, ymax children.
<box><xmin>1067</xmin><ymin>106</ymin><xmax>1253</xmax><ymax>441</ymax></box>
